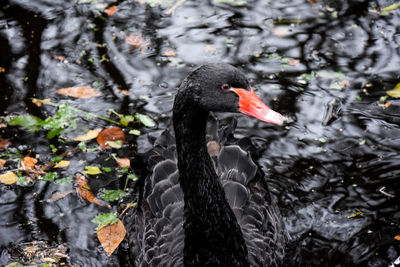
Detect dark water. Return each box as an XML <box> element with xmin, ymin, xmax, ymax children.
<box><xmin>1</xmin><ymin>0</ymin><xmax>400</xmax><ymax>266</ymax></box>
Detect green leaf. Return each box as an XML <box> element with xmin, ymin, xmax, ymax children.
<box><xmin>347</xmin><ymin>209</ymin><xmax>364</xmax><ymax>219</ymax></box>
<box><xmin>105</xmin><ymin>140</ymin><xmax>123</xmax><ymax>149</ymax></box>
<box><xmin>120</xmin><ymin>115</ymin><xmax>135</xmax><ymax>127</ymax></box>
<box><xmin>92</xmin><ymin>212</ymin><xmax>118</xmax><ymax>231</ymax></box>
<box><xmin>386</xmin><ymin>82</ymin><xmax>400</xmax><ymax>98</ymax></box>
<box><xmin>54</xmin><ymin>176</ymin><xmax>73</xmax><ymax>185</ymax></box>
<box><xmin>101</xmin><ymin>166</ymin><xmax>112</xmax><ymax>172</ymax></box>
<box><xmin>135</xmin><ymin>113</ymin><xmax>155</xmax><ymax>127</ymax></box>
<box><xmin>7</xmin><ymin>115</ymin><xmax>44</xmax><ymax>131</ymax></box>
<box><xmin>51</xmin><ymin>156</ymin><xmax>63</xmax><ymax>163</ymax></box>
<box><xmin>127</xmin><ymin>173</ymin><xmax>138</xmax><ymax>181</ymax></box>
<box><xmin>129</xmin><ymin>129</ymin><xmax>141</xmax><ymax>136</ymax></box>
<box><xmin>101</xmin><ymin>189</ymin><xmax>127</xmax><ymax>202</ymax></box>
<box><xmin>44</xmin><ymin>172</ymin><xmax>58</xmax><ymax>181</ymax></box>
<box><xmin>84</xmin><ymin>166</ymin><xmax>102</xmax><ymax>175</ymax></box>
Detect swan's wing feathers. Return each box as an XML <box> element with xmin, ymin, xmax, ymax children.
<box><xmin>218</xmin><ymin>145</ymin><xmax>288</xmax><ymax>267</ymax></box>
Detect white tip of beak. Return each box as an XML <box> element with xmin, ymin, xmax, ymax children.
<box><xmin>264</xmin><ymin>110</ymin><xmax>284</xmax><ymax>125</ymax></box>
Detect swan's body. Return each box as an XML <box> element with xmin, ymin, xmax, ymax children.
<box><xmin>127</xmin><ymin>64</ymin><xmax>287</xmax><ymax>266</ymax></box>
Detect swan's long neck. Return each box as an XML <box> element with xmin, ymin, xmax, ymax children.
<box><xmin>173</xmin><ymin>90</ymin><xmax>249</xmax><ymax>267</ymax></box>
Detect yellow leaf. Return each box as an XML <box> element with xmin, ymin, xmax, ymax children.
<box><xmin>84</xmin><ymin>166</ymin><xmax>102</xmax><ymax>175</ymax></box>
<box><xmin>97</xmin><ymin>219</ymin><xmax>126</xmax><ymax>256</ymax></box>
<box><xmin>54</xmin><ymin>160</ymin><xmax>70</xmax><ymax>168</ymax></box>
<box><xmin>0</xmin><ymin>171</ymin><xmax>18</xmax><ymax>184</ymax></box>
<box><xmin>73</xmin><ymin>129</ymin><xmax>102</xmax><ymax>141</ymax></box>
<box><xmin>386</xmin><ymin>82</ymin><xmax>400</xmax><ymax>98</ymax></box>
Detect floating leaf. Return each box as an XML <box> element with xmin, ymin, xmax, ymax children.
<box><xmin>97</xmin><ymin>219</ymin><xmax>126</xmax><ymax>256</ymax></box>
<box><xmin>105</xmin><ymin>140</ymin><xmax>123</xmax><ymax>149</ymax></box>
<box><xmin>128</xmin><ymin>129</ymin><xmax>141</xmax><ymax>136</ymax></box>
<box><xmin>54</xmin><ymin>160</ymin><xmax>70</xmax><ymax>168</ymax></box>
<box><xmin>84</xmin><ymin>166</ymin><xmax>102</xmax><ymax>175</ymax></box>
<box><xmin>22</xmin><ymin>156</ymin><xmax>38</xmax><ymax>169</ymax></box>
<box><xmin>120</xmin><ymin>115</ymin><xmax>135</xmax><ymax>127</ymax></box>
<box><xmin>76</xmin><ymin>173</ymin><xmax>111</xmax><ymax>208</ymax></box>
<box><xmin>54</xmin><ymin>176</ymin><xmax>73</xmax><ymax>185</ymax></box>
<box><xmin>97</xmin><ymin>127</ymin><xmax>125</xmax><ymax>149</ymax></box>
<box><xmin>347</xmin><ymin>209</ymin><xmax>364</xmax><ymax>219</ymax></box>
<box><xmin>135</xmin><ymin>113</ymin><xmax>155</xmax><ymax>127</ymax></box>
<box><xmin>386</xmin><ymin>82</ymin><xmax>400</xmax><ymax>98</ymax></box>
<box><xmin>44</xmin><ymin>172</ymin><xmax>58</xmax><ymax>181</ymax></box>
<box><xmin>92</xmin><ymin>213</ymin><xmax>119</xmax><ymax>230</ymax></box>
<box><xmin>105</xmin><ymin>5</ymin><xmax>117</xmax><ymax>16</ymax></box>
<box><xmin>0</xmin><ymin>159</ymin><xmax>6</xmax><ymax>168</ymax></box>
<box><xmin>0</xmin><ymin>138</ymin><xmax>12</xmax><ymax>150</ymax></box>
<box><xmin>101</xmin><ymin>189</ymin><xmax>127</xmax><ymax>202</ymax></box>
<box><xmin>116</xmin><ymin>158</ymin><xmax>130</xmax><ymax>167</ymax></box>
<box><xmin>7</xmin><ymin>115</ymin><xmax>44</xmax><ymax>131</ymax></box>
<box><xmin>56</xmin><ymin>86</ymin><xmax>101</xmax><ymax>98</ymax></box>
<box><xmin>0</xmin><ymin>171</ymin><xmax>18</xmax><ymax>184</ymax></box>
<box><xmin>125</xmin><ymin>34</ymin><xmax>150</xmax><ymax>53</ymax></box>
<box><xmin>73</xmin><ymin>129</ymin><xmax>102</xmax><ymax>141</ymax></box>
<box><xmin>46</xmin><ymin>190</ymin><xmax>74</xmax><ymax>202</ymax></box>
<box><xmin>164</xmin><ymin>50</ymin><xmax>176</xmax><ymax>57</ymax></box>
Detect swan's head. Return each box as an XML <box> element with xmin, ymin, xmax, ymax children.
<box><xmin>179</xmin><ymin>63</ymin><xmax>284</xmax><ymax>125</ymax></box>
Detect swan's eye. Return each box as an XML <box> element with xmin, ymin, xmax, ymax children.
<box><xmin>221</xmin><ymin>84</ymin><xmax>231</xmax><ymax>91</ymax></box>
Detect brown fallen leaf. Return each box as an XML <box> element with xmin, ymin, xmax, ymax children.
<box><xmin>106</xmin><ymin>5</ymin><xmax>117</xmax><ymax>16</ymax></box>
<box><xmin>56</xmin><ymin>86</ymin><xmax>101</xmax><ymax>99</ymax></box>
<box><xmin>97</xmin><ymin>127</ymin><xmax>125</xmax><ymax>149</ymax></box>
<box><xmin>75</xmin><ymin>173</ymin><xmax>111</xmax><ymax>208</ymax></box>
<box><xmin>0</xmin><ymin>159</ymin><xmax>6</xmax><ymax>168</ymax></box>
<box><xmin>73</xmin><ymin>129</ymin><xmax>102</xmax><ymax>142</ymax></box>
<box><xmin>164</xmin><ymin>50</ymin><xmax>176</xmax><ymax>57</ymax></box>
<box><xmin>23</xmin><ymin>156</ymin><xmax>38</xmax><ymax>169</ymax></box>
<box><xmin>46</xmin><ymin>190</ymin><xmax>74</xmax><ymax>202</ymax></box>
<box><xmin>97</xmin><ymin>219</ymin><xmax>126</xmax><ymax>256</ymax></box>
<box><xmin>0</xmin><ymin>171</ymin><xmax>18</xmax><ymax>184</ymax></box>
<box><xmin>125</xmin><ymin>33</ymin><xmax>150</xmax><ymax>53</ymax></box>
<box><xmin>116</xmin><ymin>158</ymin><xmax>130</xmax><ymax>168</ymax></box>
<box><xmin>0</xmin><ymin>67</ymin><xmax>5</xmax><ymax>73</ymax></box>
<box><xmin>0</xmin><ymin>138</ymin><xmax>11</xmax><ymax>150</ymax></box>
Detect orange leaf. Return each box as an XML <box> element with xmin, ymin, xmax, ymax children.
<box><xmin>97</xmin><ymin>127</ymin><xmax>125</xmax><ymax>149</ymax></box>
<box><xmin>56</xmin><ymin>86</ymin><xmax>101</xmax><ymax>98</ymax></box>
<box><xmin>164</xmin><ymin>50</ymin><xmax>176</xmax><ymax>57</ymax></box>
<box><xmin>395</xmin><ymin>235</ymin><xmax>400</xmax><ymax>241</ymax></box>
<box><xmin>116</xmin><ymin>158</ymin><xmax>130</xmax><ymax>168</ymax></box>
<box><xmin>106</xmin><ymin>5</ymin><xmax>117</xmax><ymax>16</ymax></box>
<box><xmin>0</xmin><ymin>159</ymin><xmax>6</xmax><ymax>168</ymax></box>
<box><xmin>75</xmin><ymin>173</ymin><xmax>111</xmax><ymax>208</ymax></box>
<box><xmin>0</xmin><ymin>138</ymin><xmax>11</xmax><ymax>150</ymax></box>
<box><xmin>32</xmin><ymin>99</ymin><xmax>42</xmax><ymax>107</ymax></box>
<box><xmin>0</xmin><ymin>67</ymin><xmax>5</xmax><ymax>73</ymax></box>
<box><xmin>384</xmin><ymin>101</ymin><xmax>392</xmax><ymax>108</ymax></box>
<box><xmin>97</xmin><ymin>219</ymin><xmax>126</xmax><ymax>256</ymax></box>
<box><xmin>54</xmin><ymin>56</ymin><xmax>65</xmax><ymax>61</ymax></box>
<box><xmin>118</xmin><ymin>89</ymin><xmax>130</xmax><ymax>96</ymax></box>
<box><xmin>23</xmin><ymin>156</ymin><xmax>38</xmax><ymax>169</ymax></box>
<box><xmin>125</xmin><ymin>33</ymin><xmax>150</xmax><ymax>53</ymax></box>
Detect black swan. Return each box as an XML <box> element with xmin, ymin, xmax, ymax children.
<box><xmin>127</xmin><ymin>63</ymin><xmax>288</xmax><ymax>266</ymax></box>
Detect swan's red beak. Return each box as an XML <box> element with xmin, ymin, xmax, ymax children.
<box><xmin>231</xmin><ymin>87</ymin><xmax>284</xmax><ymax>125</ymax></box>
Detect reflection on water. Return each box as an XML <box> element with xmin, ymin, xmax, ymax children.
<box><xmin>1</xmin><ymin>0</ymin><xmax>399</xmax><ymax>266</ymax></box>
